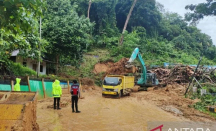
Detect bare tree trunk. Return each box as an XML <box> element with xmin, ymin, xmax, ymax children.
<box><xmin>119</xmin><ymin>0</ymin><xmax>137</xmax><ymax>45</ymax></box>
<box><xmin>88</xmin><ymin>0</ymin><xmax>92</xmax><ymax>19</ymax></box>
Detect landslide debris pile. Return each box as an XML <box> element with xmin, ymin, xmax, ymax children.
<box><xmin>94</xmin><ymin>58</ymin><xmax>216</xmax><ymax>86</ymax></box>
<box><xmin>93</xmin><ymin>58</ymin><xmax>135</xmax><ymax>75</ymax></box>
<box><xmin>143</xmin><ymin>84</ymin><xmax>216</xmax><ymax>121</ymax></box>
<box><xmin>150</xmin><ymin>65</ymin><xmax>214</xmax><ymax>85</ymax></box>
<box><xmin>80</xmin><ymin>78</ymin><xmax>94</xmax><ymax>86</ymax></box>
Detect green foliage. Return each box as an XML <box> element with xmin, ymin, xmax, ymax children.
<box><xmin>94</xmin><ymin>72</ymin><xmax>105</xmax><ymax>86</ymax></box>
<box><xmin>43</xmin><ymin>0</ymin><xmax>94</xmax><ymax>66</ymax></box>
<box><xmin>79</xmin><ymin>57</ymin><xmax>98</xmax><ymax>78</ymax></box>
<box><xmin>1</xmin><ymin>0</ymin><xmax>216</xmax><ymax>76</ymax></box>
<box><xmin>185</xmin><ymin>0</ymin><xmax>216</xmax><ymax>24</ymax></box>
<box><xmin>37</xmin><ymin>74</ymin><xmax>76</xmax><ymax>82</ymax></box>
<box><xmin>116</xmin><ymin>0</ymin><xmax>161</xmax><ymax>32</ymax></box>
<box><xmin>8</xmin><ymin>62</ymin><xmax>37</xmax><ymax>76</ymax></box>
<box><xmin>200</xmin><ymin>86</ymin><xmax>216</xmax><ymax>94</ymax></box>
<box><xmin>0</xmin><ymin>0</ymin><xmax>46</xmax><ymax>62</ymax></box>
<box><xmin>202</xmin><ymin>110</ymin><xmax>216</xmax><ymax>119</ymax></box>
<box><xmin>110</xmin><ymin>30</ymin><xmax>140</xmax><ymax>59</ymax></box>
<box><xmin>60</xmin><ymin>54</ymin><xmax>99</xmax><ymax>78</ymax></box>
<box><xmin>72</xmin><ymin>1</ymin><xmax>216</xmax><ymax>66</ymax></box>
<box><xmin>193</xmin><ymin>94</ymin><xmax>216</xmax><ymax>111</ymax></box>
<box><xmin>0</xmin><ymin>0</ymin><xmax>43</xmax><ymax>31</ymax></box>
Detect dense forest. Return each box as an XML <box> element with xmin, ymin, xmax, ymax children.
<box><xmin>1</xmin><ymin>0</ymin><xmax>216</xmax><ymax>75</ymax></box>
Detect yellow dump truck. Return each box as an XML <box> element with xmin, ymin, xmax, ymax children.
<box><xmin>102</xmin><ymin>75</ymin><xmax>135</xmax><ymax>98</ymax></box>
<box><xmin>0</xmin><ymin>91</ymin><xmax>38</xmax><ymax>131</ymax></box>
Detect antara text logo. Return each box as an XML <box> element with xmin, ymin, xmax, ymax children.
<box><xmin>150</xmin><ymin>125</ymin><xmax>211</xmax><ymax>131</ymax></box>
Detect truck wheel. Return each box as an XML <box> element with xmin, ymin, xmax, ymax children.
<box><xmin>118</xmin><ymin>91</ymin><xmax>122</xmax><ymax>99</ymax></box>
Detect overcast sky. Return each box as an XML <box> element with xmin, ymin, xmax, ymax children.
<box><xmin>156</xmin><ymin>0</ymin><xmax>216</xmax><ymax>45</ymax></box>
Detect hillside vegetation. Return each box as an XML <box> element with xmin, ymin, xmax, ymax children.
<box><xmin>1</xmin><ymin>0</ymin><xmax>216</xmax><ymax>76</ymax></box>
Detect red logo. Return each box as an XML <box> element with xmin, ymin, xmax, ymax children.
<box><xmin>150</xmin><ymin>125</ymin><xmax>163</xmax><ymax>131</ymax></box>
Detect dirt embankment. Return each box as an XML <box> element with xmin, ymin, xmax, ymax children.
<box><xmin>141</xmin><ymin>84</ymin><xmax>215</xmax><ymax>122</ymax></box>
<box><xmin>93</xmin><ymin>58</ymin><xmax>136</xmax><ymax>75</ymax></box>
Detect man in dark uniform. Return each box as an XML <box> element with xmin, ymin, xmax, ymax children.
<box><xmin>70</xmin><ymin>80</ymin><xmax>81</xmax><ymax>113</ymax></box>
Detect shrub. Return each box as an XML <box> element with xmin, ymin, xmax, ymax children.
<box><xmin>8</xmin><ymin>62</ymin><xmax>37</xmax><ymax>76</ymax></box>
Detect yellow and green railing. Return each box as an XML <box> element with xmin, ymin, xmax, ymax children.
<box><xmin>0</xmin><ymin>78</ymin><xmax>73</xmax><ymax>99</ymax></box>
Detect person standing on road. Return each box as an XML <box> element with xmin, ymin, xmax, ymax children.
<box><xmin>52</xmin><ymin>79</ymin><xmax>62</xmax><ymax>110</ymax></box>
<box><xmin>71</xmin><ymin>80</ymin><xmax>81</xmax><ymax>113</ymax></box>
<box><xmin>14</xmin><ymin>78</ymin><xmax>21</xmax><ymax>91</ymax></box>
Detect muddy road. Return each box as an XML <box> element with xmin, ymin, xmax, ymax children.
<box><xmin>37</xmin><ymin>87</ymin><xmax>215</xmax><ymax>131</ymax></box>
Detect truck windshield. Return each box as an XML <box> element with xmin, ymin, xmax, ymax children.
<box><xmin>103</xmin><ymin>77</ymin><xmax>119</xmax><ymax>86</ymax></box>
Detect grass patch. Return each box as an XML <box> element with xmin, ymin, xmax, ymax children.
<box><xmin>202</xmin><ymin>110</ymin><xmax>216</xmax><ymax>119</ymax></box>
<box><xmin>59</xmin><ymin>49</ymin><xmax>111</xmax><ymax>82</ymax></box>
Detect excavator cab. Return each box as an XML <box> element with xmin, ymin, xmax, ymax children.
<box><xmin>146</xmin><ymin>73</ymin><xmax>159</xmax><ymax>86</ymax></box>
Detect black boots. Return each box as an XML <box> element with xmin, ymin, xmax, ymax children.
<box><xmin>72</xmin><ymin>109</ymin><xmax>81</xmax><ymax>113</ymax></box>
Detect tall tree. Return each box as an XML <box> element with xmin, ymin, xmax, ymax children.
<box><xmin>88</xmin><ymin>0</ymin><xmax>92</xmax><ymax>19</ymax></box>
<box><xmin>119</xmin><ymin>0</ymin><xmax>137</xmax><ymax>45</ymax></box>
<box><xmin>43</xmin><ymin>0</ymin><xmax>93</xmax><ymax>72</ymax></box>
<box><xmin>185</xmin><ymin>0</ymin><xmax>216</xmax><ymax>24</ymax></box>
<box><xmin>0</xmin><ymin>0</ymin><xmax>44</xmax><ymax>61</ymax></box>
<box><xmin>116</xmin><ymin>0</ymin><xmax>161</xmax><ymax>37</ymax></box>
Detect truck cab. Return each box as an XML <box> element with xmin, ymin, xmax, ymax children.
<box><xmin>102</xmin><ymin>75</ymin><xmax>134</xmax><ymax>98</ymax></box>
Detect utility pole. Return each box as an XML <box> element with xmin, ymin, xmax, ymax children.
<box><xmin>37</xmin><ymin>1</ymin><xmax>42</xmax><ymax>78</ymax></box>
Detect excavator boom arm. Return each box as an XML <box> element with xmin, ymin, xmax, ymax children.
<box><xmin>126</xmin><ymin>47</ymin><xmax>147</xmax><ymax>84</ymax></box>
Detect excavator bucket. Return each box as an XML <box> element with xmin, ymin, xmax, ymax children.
<box><xmin>125</xmin><ymin>65</ymin><xmax>137</xmax><ymax>73</ymax></box>
<box><xmin>0</xmin><ymin>91</ymin><xmax>38</xmax><ymax>131</ymax></box>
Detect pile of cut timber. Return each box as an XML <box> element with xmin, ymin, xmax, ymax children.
<box><xmin>150</xmin><ymin>66</ymin><xmax>204</xmax><ymax>85</ymax></box>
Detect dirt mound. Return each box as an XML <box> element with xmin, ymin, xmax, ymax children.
<box><xmin>93</xmin><ymin>58</ymin><xmax>136</xmax><ymax>75</ymax></box>
<box><xmin>80</xmin><ymin>78</ymin><xmax>94</xmax><ymax>86</ymax></box>
<box><xmin>139</xmin><ymin>84</ymin><xmax>215</xmax><ymax>122</ymax></box>
<box><xmin>82</xmin><ymin>85</ymin><xmax>97</xmax><ymax>91</ymax></box>
<box><xmin>93</xmin><ymin>60</ymin><xmax>114</xmax><ymax>74</ymax></box>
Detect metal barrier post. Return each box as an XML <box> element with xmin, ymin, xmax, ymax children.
<box><xmin>27</xmin><ymin>76</ymin><xmax>31</xmax><ymax>92</ymax></box>
<box><xmin>42</xmin><ymin>78</ymin><xmax>46</xmax><ymax>98</ymax></box>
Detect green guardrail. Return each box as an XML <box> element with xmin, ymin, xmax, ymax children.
<box><xmin>0</xmin><ymin>84</ymin><xmax>11</xmax><ymax>91</ymax></box>
<box><xmin>44</xmin><ymin>81</ymin><xmax>53</xmax><ymax>98</ymax></box>
<box><xmin>29</xmin><ymin>80</ymin><xmax>44</xmax><ymax>99</ymax></box>
<box><xmin>0</xmin><ymin>79</ymin><xmax>68</xmax><ymax>99</ymax></box>
<box><xmin>20</xmin><ymin>85</ymin><xmax>29</xmax><ymax>92</ymax></box>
